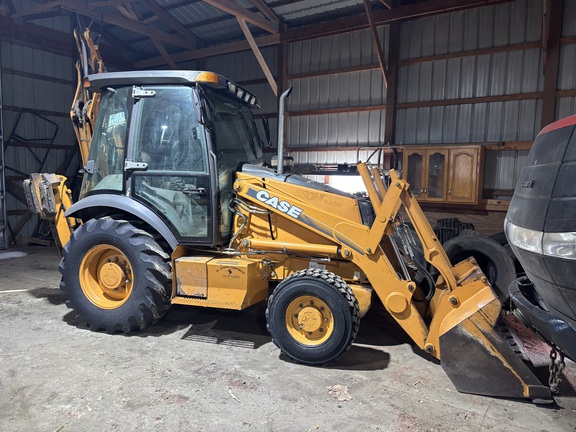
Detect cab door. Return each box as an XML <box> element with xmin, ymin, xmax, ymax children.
<box><xmin>127</xmin><ymin>85</ymin><xmax>214</xmax><ymax>244</ymax></box>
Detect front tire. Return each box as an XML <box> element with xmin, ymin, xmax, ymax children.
<box><xmin>60</xmin><ymin>217</ymin><xmax>172</xmax><ymax>333</ymax></box>
<box><xmin>266</xmin><ymin>269</ymin><xmax>360</xmax><ymax>365</ymax></box>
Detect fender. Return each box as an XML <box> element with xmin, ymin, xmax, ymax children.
<box><xmin>65</xmin><ymin>194</ymin><xmax>178</xmax><ymax>249</ymax></box>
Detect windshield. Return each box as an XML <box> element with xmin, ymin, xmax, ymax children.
<box><xmin>202</xmin><ymin>86</ymin><xmax>262</xmax><ymax>167</ymax></box>
<box><xmin>202</xmin><ymin>86</ymin><xmax>262</xmax><ymax>239</ymax></box>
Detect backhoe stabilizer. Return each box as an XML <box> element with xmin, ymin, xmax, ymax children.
<box><xmin>23</xmin><ymin>173</ymin><xmax>79</xmax><ymax>249</ymax></box>
<box><xmin>438</xmin><ymin>298</ymin><xmax>553</xmax><ymax>403</ymax></box>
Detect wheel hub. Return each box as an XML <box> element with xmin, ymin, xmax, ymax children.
<box><xmin>297</xmin><ymin>307</ymin><xmax>323</xmax><ymax>332</ymax></box>
<box><xmin>99</xmin><ymin>262</ymin><xmax>125</xmax><ymax>289</ymax></box>
<box><xmin>99</xmin><ymin>262</ymin><xmax>126</xmax><ymax>296</ymax></box>
<box><xmin>285</xmin><ymin>295</ymin><xmax>334</xmax><ymax>345</ymax></box>
<box><xmin>79</xmin><ymin>245</ymin><xmax>133</xmax><ymax>309</ymax></box>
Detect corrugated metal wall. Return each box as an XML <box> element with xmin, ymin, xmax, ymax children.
<box><xmin>1</xmin><ymin>0</ymin><xmax>576</xmax><ymax>245</ymax></box>
<box><xmin>287</xmin><ymin>27</ymin><xmax>387</xmax><ymax>153</ymax></box>
<box><xmin>0</xmin><ymin>70</ymin><xmax>5</xmax><ymax>249</ymax></box>
<box><xmin>395</xmin><ymin>0</ymin><xmax>543</xmax><ymax>144</ymax></box>
<box><xmin>1</xmin><ymin>27</ymin><xmax>78</xmax><ymax>242</ymax></box>
<box><xmin>190</xmin><ymin>0</ymin><xmax>575</xmax><ymax>188</ymax></box>
<box><xmin>558</xmin><ymin>0</ymin><xmax>576</xmax><ymax>119</ymax></box>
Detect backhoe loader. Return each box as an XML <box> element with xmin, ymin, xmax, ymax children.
<box><xmin>24</xmin><ymin>29</ymin><xmax>556</xmax><ymax>403</ymax></box>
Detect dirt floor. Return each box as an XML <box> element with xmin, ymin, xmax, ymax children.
<box><xmin>1</xmin><ymin>247</ymin><xmax>575</xmax><ymax>432</ymax></box>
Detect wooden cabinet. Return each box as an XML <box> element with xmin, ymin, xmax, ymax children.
<box><xmin>402</xmin><ymin>145</ymin><xmax>483</xmax><ymax>204</ymax></box>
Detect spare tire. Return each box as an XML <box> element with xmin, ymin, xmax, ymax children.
<box><xmin>442</xmin><ymin>234</ymin><xmax>516</xmax><ymax>303</ymax></box>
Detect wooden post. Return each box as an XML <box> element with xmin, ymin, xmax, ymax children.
<box><xmin>385</xmin><ymin>21</ymin><xmax>400</xmax><ymax>145</ymax></box>
<box><xmin>237</xmin><ymin>17</ymin><xmax>278</xmax><ymax>96</ymax></box>
<box><xmin>541</xmin><ymin>0</ymin><xmax>563</xmax><ymax>127</ymax></box>
<box><xmin>363</xmin><ymin>0</ymin><xmax>388</xmax><ymax>87</ymax></box>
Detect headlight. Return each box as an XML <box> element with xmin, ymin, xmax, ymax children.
<box><xmin>543</xmin><ymin>232</ymin><xmax>576</xmax><ymax>260</ymax></box>
<box><xmin>504</xmin><ymin>218</ymin><xmax>542</xmax><ymax>253</ymax></box>
<box><xmin>505</xmin><ymin>219</ymin><xmax>576</xmax><ymax>260</ymax></box>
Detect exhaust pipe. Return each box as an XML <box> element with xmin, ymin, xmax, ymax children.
<box><xmin>277</xmin><ymin>87</ymin><xmax>293</xmax><ymax>175</ymax></box>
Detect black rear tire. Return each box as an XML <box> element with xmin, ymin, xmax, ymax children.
<box><xmin>266</xmin><ymin>269</ymin><xmax>360</xmax><ymax>365</ymax></box>
<box><xmin>60</xmin><ymin>217</ymin><xmax>172</xmax><ymax>333</ymax></box>
<box><xmin>443</xmin><ymin>234</ymin><xmax>515</xmax><ymax>303</ymax></box>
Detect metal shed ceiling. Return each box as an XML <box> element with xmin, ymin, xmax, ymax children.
<box><xmin>3</xmin><ymin>0</ymin><xmax>496</xmax><ymax>66</ymax></box>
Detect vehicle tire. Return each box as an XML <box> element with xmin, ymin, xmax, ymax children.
<box><xmin>60</xmin><ymin>217</ymin><xmax>172</xmax><ymax>333</ymax></box>
<box><xmin>459</xmin><ymin>228</ymin><xmax>479</xmax><ymax>237</ymax></box>
<box><xmin>266</xmin><ymin>269</ymin><xmax>360</xmax><ymax>365</ymax></box>
<box><xmin>490</xmin><ymin>232</ymin><xmax>524</xmax><ymax>275</ymax></box>
<box><xmin>442</xmin><ymin>234</ymin><xmax>515</xmax><ymax>303</ymax></box>
<box><xmin>489</xmin><ymin>231</ymin><xmax>508</xmax><ymax>245</ymax></box>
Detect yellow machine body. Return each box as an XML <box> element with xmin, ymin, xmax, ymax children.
<box><xmin>22</xmin><ymin>173</ymin><xmax>80</xmax><ymax>251</ymax></box>
<box><xmin>22</xmin><ymin>29</ymin><xmax>553</xmax><ymax>403</ymax></box>
<box><xmin>173</xmin><ymin>256</ymin><xmax>268</xmax><ymax>309</ymax></box>
<box><xmin>206</xmin><ymin>164</ymin><xmax>550</xmax><ymax>402</ymax></box>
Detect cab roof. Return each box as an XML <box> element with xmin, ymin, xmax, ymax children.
<box><xmin>85</xmin><ymin>70</ymin><xmax>260</xmax><ymax>108</ymax></box>
<box><xmin>86</xmin><ymin>70</ymin><xmax>227</xmax><ymax>90</ymax></box>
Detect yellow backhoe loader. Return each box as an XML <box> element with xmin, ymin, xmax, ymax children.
<box><xmin>24</xmin><ymin>29</ymin><xmax>556</xmax><ymax>403</ymax></box>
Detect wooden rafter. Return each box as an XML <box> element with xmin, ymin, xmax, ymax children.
<box><xmin>138</xmin><ymin>0</ymin><xmax>512</xmax><ymax>68</ymax></box>
<box><xmin>0</xmin><ymin>15</ymin><xmax>133</xmax><ymax>68</ymax></box>
<box><xmin>9</xmin><ymin>0</ymin><xmax>60</xmax><ymax>19</ymax></box>
<box><xmin>249</xmin><ymin>0</ymin><xmax>280</xmax><ymax>23</ymax></box>
<box><xmin>202</xmin><ymin>0</ymin><xmax>279</xmax><ymax>33</ymax></box>
<box><xmin>110</xmin><ymin>1</ymin><xmax>182</xmax><ymax>69</ymax></box>
<box><xmin>135</xmin><ymin>33</ymin><xmax>279</xmax><ymax>68</ymax></box>
<box><xmin>379</xmin><ymin>0</ymin><xmax>392</xmax><ymax>9</ymax></box>
<box><xmin>114</xmin><ymin>3</ymin><xmax>140</xmax><ymax>21</ymax></box>
<box><xmin>363</xmin><ymin>0</ymin><xmax>388</xmax><ymax>87</ymax></box>
<box><xmin>150</xmin><ymin>37</ymin><xmax>178</xmax><ymax>70</ymax></box>
<box><xmin>141</xmin><ymin>0</ymin><xmax>203</xmax><ymax>47</ymax></box>
<box><xmin>59</xmin><ymin>0</ymin><xmax>195</xmax><ymax>49</ymax></box>
<box><xmin>89</xmin><ymin>0</ymin><xmax>130</xmax><ymax>7</ymax></box>
<box><xmin>237</xmin><ymin>17</ymin><xmax>277</xmax><ymax>96</ymax></box>
<box><xmin>98</xmin><ymin>25</ymin><xmax>148</xmax><ymax>56</ymax></box>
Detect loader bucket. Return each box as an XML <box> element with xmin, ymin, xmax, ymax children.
<box><xmin>439</xmin><ymin>297</ymin><xmax>553</xmax><ymax>403</ymax></box>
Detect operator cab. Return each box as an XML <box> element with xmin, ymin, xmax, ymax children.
<box><xmin>79</xmin><ymin>71</ymin><xmax>262</xmax><ymax>246</ymax></box>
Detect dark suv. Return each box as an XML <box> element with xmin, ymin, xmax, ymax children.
<box><xmin>506</xmin><ymin>114</ymin><xmax>576</xmax><ymax>361</ymax></box>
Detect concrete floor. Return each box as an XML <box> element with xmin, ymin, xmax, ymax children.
<box><xmin>1</xmin><ymin>247</ymin><xmax>575</xmax><ymax>432</ymax></box>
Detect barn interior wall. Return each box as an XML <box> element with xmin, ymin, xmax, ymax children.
<box><xmin>205</xmin><ymin>0</ymin><xmax>575</xmax><ymax>199</ymax></box>
<box><xmin>1</xmin><ymin>0</ymin><xmax>576</xmax><ymax>245</ymax></box>
<box><xmin>0</xmin><ymin>30</ymin><xmax>79</xmax><ymax>244</ymax></box>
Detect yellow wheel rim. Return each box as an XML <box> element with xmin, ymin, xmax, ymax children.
<box><xmin>285</xmin><ymin>295</ymin><xmax>334</xmax><ymax>346</ymax></box>
<box><xmin>79</xmin><ymin>244</ymin><xmax>134</xmax><ymax>310</ymax></box>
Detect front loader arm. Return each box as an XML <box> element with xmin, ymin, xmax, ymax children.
<box><xmin>233</xmin><ymin>163</ymin><xmax>552</xmax><ymax>402</ymax></box>
<box><xmin>71</xmin><ymin>28</ymin><xmax>107</xmax><ymax>167</ymax></box>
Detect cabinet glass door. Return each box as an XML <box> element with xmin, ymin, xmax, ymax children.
<box><xmin>406</xmin><ymin>152</ymin><xmax>424</xmax><ymax>198</ymax></box>
<box><xmin>427</xmin><ymin>151</ymin><xmax>446</xmax><ymax>200</ymax></box>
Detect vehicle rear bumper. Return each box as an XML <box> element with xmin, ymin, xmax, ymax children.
<box><xmin>509</xmin><ymin>276</ymin><xmax>576</xmax><ymax>362</ymax></box>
